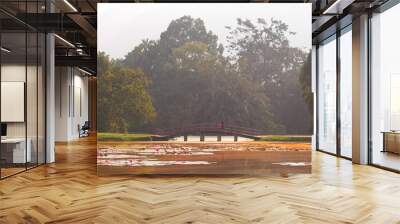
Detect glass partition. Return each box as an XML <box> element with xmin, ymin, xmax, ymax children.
<box><xmin>1</xmin><ymin>31</ymin><xmax>28</xmax><ymax>177</ymax></box>
<box><xmin>0</xmin><ymin>2</ymin><xmax>46</xmax><ymax>179</ymax></box>
<box><xmin>370</xmin><ymin>4</ymin><xmax>400</xmax><ymax>171</ymax></box>
<box><xmin>317</xmin><ymin>36</ymin><xmax>337</xmax><ymax>154</ymax></box>
<box><xmin>339</xmin><ymin>27</ymin><xmax>352</xmax><ymax>158</ymax></box>
<box><xmin>38</xmin><ymin>32</ymin><xmax>45</xmax><ymax>165</ymax></box>
<box><xmin>27</xmin><ymin>31</ymin><xmax>38</xmax><ymax>169</ymax></box>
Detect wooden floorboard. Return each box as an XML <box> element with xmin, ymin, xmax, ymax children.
<box><xmin>1</xmin><ymin>137</ymin><xmax>400</xmax><ymax>223</ymax></box>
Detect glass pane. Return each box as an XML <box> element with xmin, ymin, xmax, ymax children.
<box><xmin>318</xmin><ymin>37</ymin><xmax>337</xmax><ymax>154</ymax></box>
<box><xmin>27</xmin><ymin>31</ymin><xmax>38</xmax><ymax>169</ymax></box>
<box><xmin>340</xmin><ymin>29</ymin><xmax>352</xmax><ymax>158</ymax></box>
<box><xmin>371</xmin><ymin>4</ymin><xmax>400</xmax><ymax>171</ymax></box>
<box><xmin>38</xmin><ymin>33</ymin><xmax>45</xmax><ymax>165</ymax></box>
<box><xmin>1</xmin><ymin>31</ymin><xmax>27</xmax><ymax>177</ymax></box>
<box><xmin>25</xmin><ymin>0</ymin><xmax>38</xmax><ymax>169</ymax></box>
<box><xmin>0</xmin><ymin>1</ymin><xmax>46</xmax><ymax>178</ymax></box>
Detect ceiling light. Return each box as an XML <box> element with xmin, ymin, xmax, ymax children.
<box><xmin>323</xmin><ymin>0</ymin><xmax>355</xmax><ymax>15</ymax></box>
<box><xmin>1</xmin><ymin>47</ymin><xmax>11</xmax><ymax>53</ymax></box>
<box><xmin>63</xmin><ymin>0</ymin><xmax>78</xmax><ymax>12</ymax></box>
<box><xmin>78</xmin><ymin>67</ymin><xmax>93</xmax><ymax>76</ymax></box>
<box><xmin>54</xmin><ymin>34</ymin><xmax>75</xmax><ymax>48</ymax></box>
<box><xmin>76</xmin><ymin>49</ymin><xmax>84</xmax><ymax>55</ymax></box>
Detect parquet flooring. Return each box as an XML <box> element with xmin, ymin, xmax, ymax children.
<box><xmin>1</xmin><ymin>137</ymin><xmax>400</xmax><ymax>223</ymax></box>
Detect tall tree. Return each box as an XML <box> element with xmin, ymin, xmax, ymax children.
<box><xmin>226</xmin><ymin>18</ymin><xmax>312</xmax><ymax>133</ymax></box>
<box><xmin>299</xmin><ymin>52</ymin><xmax>313</xmax><ymax>113</ymax></box>
<box><xmin>97</xmin><ymin>52</ymin><xmax>156</xmax><ymax>133</ymax></box>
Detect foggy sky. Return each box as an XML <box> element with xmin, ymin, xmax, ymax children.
<box><xmin>98</xmin><ymin>3</ymin><xmax>311</xmax><ymax>59</ymax></box>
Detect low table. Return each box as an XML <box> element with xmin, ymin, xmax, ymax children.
<box><xmin>1</xmin><ymin>138</ymin><xmax>31</xmax><ymax>164</ymax></box>
<box><xmin>382</xmin><ymin>131</ymin><xmax>400</xmax><ymax>154</ymax></box>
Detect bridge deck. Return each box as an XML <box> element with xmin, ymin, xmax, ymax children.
<box><xmin>153</xmin><ymin>123</ymin><xmax>261</xmax><ymax>141</ymax></box>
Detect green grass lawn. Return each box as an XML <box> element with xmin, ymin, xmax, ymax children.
<box><xmin>256</xmin><ymin>135</ymin><xmax>311</xmax><ymax>142</ymax></box>
<box><xmin>97</xmin><ymin>132</ymin><xmax>154</xmax><ymax>141</ymax></box>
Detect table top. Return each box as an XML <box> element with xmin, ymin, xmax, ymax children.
<box><xmin>381</xmin><ymin>131</ymin><xmax>400</xmax><ymax>134</ymax></box>
<box><xmin>1</xmin><ymin>138</ymin><xmax>27</xmax><ymax>143</ymax></box>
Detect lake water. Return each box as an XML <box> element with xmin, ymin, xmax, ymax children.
<box><xmin>169</xmin><ymin>135</ymin><xmax>254</xmax><ymax>142</ymax></box>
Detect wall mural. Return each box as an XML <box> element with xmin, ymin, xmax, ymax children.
<box><xmin>97</xmin><ymin>3</ymin><xmax>312</xmax><ymax>175</ymax></box>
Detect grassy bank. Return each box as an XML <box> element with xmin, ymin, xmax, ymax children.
<box><xmin>97</xmin><ymin>133</ymin><xmax>154</xmax><ymax>141</ymax></box>
<box><xmin>256</xmin><ymin>135</ymin><xmax>311</xmax><ymax>142</ymax></box>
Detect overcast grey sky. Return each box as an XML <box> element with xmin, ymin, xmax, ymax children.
<box><xmin>98</xmin><ymin>3</ymin><xmax>311</xmax><ymax>59</ymax></box>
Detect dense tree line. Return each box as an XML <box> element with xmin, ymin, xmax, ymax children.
<box><xmin>97</xmin><ymin>53</ymin><xmax>155</xmax><ymax>133</ymax></box>
<box><xmin>98</xmin><ymin>16</ymin><xmax>313</xmax><ymax>134</ymax></box>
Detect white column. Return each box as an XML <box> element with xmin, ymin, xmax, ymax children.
<box><xmin>352</xmin><ymin>14</ymin><xmax>369</xmax><ymax>164</ymax></box>
<box><xmin>46</xmin><ymin>32</ymin><xmax>55</xmax><ymax>163</ymax></box>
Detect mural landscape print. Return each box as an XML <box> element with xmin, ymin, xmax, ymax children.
<box><xmin>97</xmin><ymin>3</ymin><xmax>312</xmax><ymax>175</ymax></box>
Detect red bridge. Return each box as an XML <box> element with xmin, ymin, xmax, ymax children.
<box><xmin>153</xmin><ymin>122</ymin><xmax>261</xmax><ymax>141</ymax></box>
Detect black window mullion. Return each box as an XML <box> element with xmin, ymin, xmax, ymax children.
<box><xmin>43</xmin><ymin>0</ymin><xmax>48</xmax><ymax>165</ymax></box>
<box><xmin>24</xmin><ymin>0</ymin><xmax>28</xmax><ymax>171</ymax></box>
<box><xmin>36</xmin><ymin>0</ymin><xmax>39</xmax><ymax>167</ymax></box>
<box><xmin>336</xmin><ymin>29</ymin><xmax>341</xmax><ymax>157</ymax></box>
<box><xmin>316</xmin><ymin>45</ymin><xmax>320</xmax><ymax>151</ymax></box>
<box><xmin>24</xmin><ymin>0</ymin><xmax>28</xmax><ymax>170</ymax></box>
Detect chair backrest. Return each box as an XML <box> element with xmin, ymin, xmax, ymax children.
<box><xmin>82</xmin><ymin>121</ymin><xmax>90</xmax><ymax>129</ymax></box>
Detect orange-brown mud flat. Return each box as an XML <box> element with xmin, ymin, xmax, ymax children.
<box><xmin>97</xmin><ymin>141</ymin><xmax>311</xmax><ymax>175</ymax></box>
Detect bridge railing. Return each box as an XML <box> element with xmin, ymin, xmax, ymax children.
<box><xmin>153</xmin><ymin>123</ymin><xmax>262</xmax><ymax>137</ymax></box>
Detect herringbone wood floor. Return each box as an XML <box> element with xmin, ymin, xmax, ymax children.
<box><xmin>1</xmin><ymin>137</ymin><xmax>400</xmax><ymax>224</ymax></box>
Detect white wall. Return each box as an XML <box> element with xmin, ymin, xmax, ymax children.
<box><xmin>55</xmin><ymin>67</ymin><xmax>89</xmax><ymax>141</ymax></box>
<box><xmin>55</xmin><ymin>67</ymin><xmax>69</xmax><ymax>141</ymax></box>
<box><xmin>1</xmin><ymin>65</ymin><xmax>26</xmax><ymax>141</ymax></box>
<box><xmin>1</xmin><ymin>65</ymin><xmax>36</xmax><ymax>138</ymax></box>
<box><xmin>72</xmin><ymin>72</ymin><xmax>89</xmax><ymax>138</ymax></box>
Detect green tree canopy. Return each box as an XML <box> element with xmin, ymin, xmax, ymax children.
<box><xmin>226</xmin><ymin>18</ymin><xmax>312</xmax><ymax>133</ymax></box>
<box><xmin>98</xmin><ymin>52</ymin><xmax>155</xmax><ymax>133</ymax></box>
<box><xmin>98</xmin><ymin>16</ymin><xmax>312</xmax><ymax>134</ymax></box>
